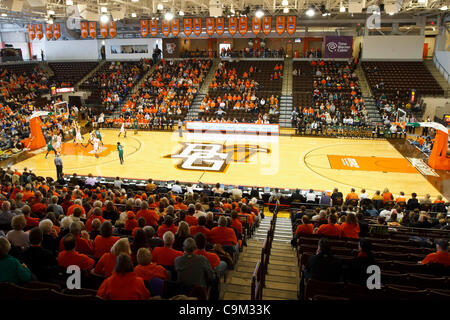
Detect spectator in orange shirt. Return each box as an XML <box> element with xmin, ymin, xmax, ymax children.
<box><xmin>124</xmin><ymin>211</ymin><xmax>138</xmax><ymax>232</ymax></box>
<box><xmin>396</xmin><ymin>191</ymin><xmax>406</xmax><ymax>203</ymax></box>
<box><xmin>136</xmin><ymin>201</ymin><xmax>159</xmax><ymax>227</ymax></box>
<box><xmin>295</xmin><ymin>215</ymin><xmax>314</xmax><ymax>237</ymax></box>
<box><xmin>340</xmin><ymin>213</ymin><xmax>360</xmax><ymax>239</ymax></box>
<box><xmin>57</xmin><ymin>233</ymin><xmax>95</xmax><ymax>271</ymax></box>
<box><xmin>433</xmin><ymin>195</ymin><xmax>445</xmax><ymax>204</ymax></box>
<box><xmin>58</xmin><ymin>221</ymin><xmax>93</xmax><ymax>255</ymax></box>
<box><xmin>67</xmin><ymin>199</ymin><xmax>86</xmax><ymax>217</ymax></box>
<box><xmin>157</xmin><ymin>215</ymin><xmax>178</xmax><ymax>239</ymax></box>
<box><xmin>22</xmin><ymin>205</ymin><xmax>39</xmax><ymax>228</ymax></box>
<box><xmin>345</xmin><ymin>188</ymin><xmax>359</xmax><ymax>204</ymax></box>
<box><xmin>93</xmin><ymin>221</ymin><xmax>120</xmax><ymax>259</ymax></box>
<box><xmin>86</xmin><ymin>207</ymin><xmax>106</xmax><ymax>232</ymax></box>
<box><xmin>316</xmin><ymin>214</ymin><xmax>341</xmax><ymax>237</ymax></box>
<box><xmin>194</xmin><ymin>232</ymin><xmax>227</xmax><ymax>277</ymax></box>
<box><xmin>190</xmin><ymin>216</ymin><xmax>211</xmax><ymax>240</ymax></box>
<box><xmin>420</xmin><ymin>239</ymin><xmax>450</xmax><ymax>267</ymax></box>
<box><xmin>185</xmin><ymin>207</ymin><xmax>198</xmax><ymax>226</ymax></box>
<box><xmin>134</xmin><ymin>247</ymin><xmax>169</xmax><ymax>281</ymax></box>
<box><xmin>97</xmin><ymin>253</ymin><xmax>150</xmax><ymax>300</ymax></box>
<box><xmin>382</xmin><ymin>188</ymin><xmax>393</xmax><ymax>203</ymax></box>
<box><xmin>151</xmin><ymin>231</ymin><xmax>183</xmax><ymax>267</ymax></box>
<box><xmin>209</xmin><ymin>216</ymin><xmax>239</xmax><ymax>261</ymax></box>
<box><xmin>94</xmin><ymin>238</ymin><xmax>131</xmax><ymax>277</ymax></box>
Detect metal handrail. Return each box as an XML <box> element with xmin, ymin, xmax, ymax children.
<box><xmin>433</xmin><ymin>54</ymin><xmax>450</xmax><ymax>83</ymax></box>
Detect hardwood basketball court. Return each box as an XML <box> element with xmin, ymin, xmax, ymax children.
<box><xmin>12</xmin><ymin>129</ymin><xmax>446</xmax><ymax>201</ymax></box>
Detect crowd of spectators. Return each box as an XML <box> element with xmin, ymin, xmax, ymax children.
<box><xmin>0</xmin><ymin>169</ymin><xmax>263</xmax><ymax>300</ymax></box>
<box><xmin>104</xmin><ymin>59</ymin><xmax>211</xmax><ymax>129</ymax></box>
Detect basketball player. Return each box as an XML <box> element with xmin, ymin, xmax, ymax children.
<box><xmin>74</xmin><ymin>125</ymin><xmax>84</xmax><ymax>146</ymax></box>
<box><xmin>83</xmin><ymin>131</ymin><xmax>96</xmax><ymax>148</ymax></box>
<box><xmin>117</xmin><ymin>142</ymin><xmax>124</xmax><ymax>165</ymax></box>
<box><xmin>93</xmin><ymin>136</ymin><xmax>100</xmax><ymax>158</ymax></box>
<box><xmin>54</xmin><ymin>134</ymin><xmax>62</xmax><ymax>154</ymax></box>
<box><xmin>95</xmin><ymin>128</ymin><xmax>104</xmax><ymax>146</ymax></box>
<box><xmin>118</xmin><ymin>121</ymin><xmax>127</xmax><ymax>138</ymax></box>
<box><xmin>44</xmin><ymin>138</ymin><xmax>56</xmax><ymax>159</ymax></box>
<box><xmin>134</xmin><ymin>119</ymin><xmax>139</xmax><ymax>135</ymax></box>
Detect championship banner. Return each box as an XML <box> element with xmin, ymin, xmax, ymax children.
<box><xmin>239</xmin><ymin>16</ymin><xmax>247</xmax><ymax>36</ymax></box>
<box><xmin>228</xmin><ymin>17</ymin><xmax>237</xmax><ymax>36</ymax></box>
<box><xmin>141</xmin><ymin>20</ymin><xmax>149</xmax><ymax>37</ymax></box>
<box><xmin>80</xmin><ymin>22</ymin><xmax>88</xmax><ymax>38</ymax></box>
<box><xmin>28</xmin><ymin>24</ymin><xmax>36</xmax><ymax>40</ymax></box>
<box><xmin>99</xmin><ymin>23</ymin><xmax>107</xmax><ymax>38</ymax></box>
<box><xmin>324</xmin><ymin>36</ymin><xmax>353</xmax><ymax>58</ymax></box>
<box><xmin>53</xmin><ymin>23</ymin><xmax>61</xmax><ymax>40</ymax></box>
<box><xmin>276</xmin><ymin>16</ymin><xmax>285</xmax><ymax>35</ymax></box>
<box><xmin>286</xmin><ymin>16</ymin><xmax>296</xmax><ymax>35</ymax></box>
<box><xmin>206</xmin><ymin>17</ymin><xmax>215</xmax><ymax>36</ymax></box>
<box><xmin>108</xmin><ymin>21</ymin><xmax>117</xmax><ymax>38</ymax></box>
<box><xmin>216</xmin><ymin>17</ymin><xmax>224</xmax><ymax>35</ymax></box>
<box><xmin>193</xmin><ymin>18</ymin><xmax>202</xmax><ymax>36</ymax></box>
<box><xmin>252</xmin><ymin>17</ymin><xmax>261</xmax><ymax>35</ymax></box>
<box><xmin>184</xmin><ymin>18</ymin><xmax>192</xmax><ymax>36</ymax></box>
<box><xmin>150</xmin><ymin>19</ymin><xmax>158</xmax><ymax>37</ymax></box>
<box><xmin>45</xmin><ymin>24</ymin><xmax>53</xmax><ymax>40</ymax></box>
<box><xmin>88</xmin><ymin>21</ymin><xmax>97</xmax><ymax>38</ymax></box>
<box><xmin>162</xmin><ymin>19</ymin><xmax>170</xmax><ymax>37</ymax></box>
<box><xmin>171</xmin><ymin>19</ymin><xmax>180</xmax><ymax>37</ymax></box>
<box><xmin>262</xmin><ymin>16</ymin><xmax>271</xmax><ymax>35</ymax></box>
<box><xmin>35</xmin><ymin>24</ymin><xmax>44</xmax><ymax>40</ymax></box>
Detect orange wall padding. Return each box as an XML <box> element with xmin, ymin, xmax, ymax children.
<box><xmin>21</xmin><ymin>117</ymin><xmax>46</xmax><ymax>150</ymax></box>
<box><xmin>428</xmin><ymin>130</ymin><xmax>450</xmax><ymax>171</ymax></box>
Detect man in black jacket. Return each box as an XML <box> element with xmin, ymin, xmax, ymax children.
<box><xmin>406</xmin><ymin>193</ymin><xmax>420</xmax><ymax>211</ymax></box>
<box><xmin>21</xmin><ymin>227</ymin><xmax>59</xmax><ymax>282</ymax></box>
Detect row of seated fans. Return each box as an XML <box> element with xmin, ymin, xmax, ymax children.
<box><xmin>205</xmin><ymin>60</ymin><xmax>282</xmax><ymax>123</ymax></box>
<box><xmin>362</xmin><ymin>61</ymin><xmax>444</xmax><ymax>96</ymax></box>
<box><xmin>48</xmin><ymin>62</ymin><xmax>99</xmax><ymax>88</ymax></box>
<box><xmin>291</xmin><ymin>60</ymin><xmax>368</xmax><ymax>130</ymax></box>
<box><xmin>199</xmin><ymin>91</ymin><xmax>280</xmax><ymax>123</ymax></box>
<box><xmin>79</xmin><ymin>60</ymin><xmax>151</xmax><ymax>108</ymax></box>
<box><xmin>107</xmin><ymin>59</ymin><xmax>213</xmax><ymax>125</ymax></box>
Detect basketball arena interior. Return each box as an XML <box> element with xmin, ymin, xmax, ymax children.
<box><xmin>0</xmin><ymin>0</ymin><xmax>449</xmax><ymax>304</ymax></box>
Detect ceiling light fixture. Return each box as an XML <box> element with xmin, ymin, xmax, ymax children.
<box><xmin>282</xmin><ymin>0</ymin><xmax>289</xmax><ymax>6</ymax></box>
<box><xmin>1</xmin><ymin>13</ymin><xmax>7</xmax><ymax>17</ymax></box>
<box><xmin>340</xmin><ymin>6</ymin><xmax>346</xmax><ymax>12</ymax></box>
<box><xmin>100</xmin><ymin>14</ymin><xmax>109</xmax><ymax>24</ymax></box>
<box><xmin>164</xmin><ymin>12</ymin><xmax>174</xmax><ymax>21</ymax></box>
<box><xmin>66</xmin><ymin>0</ymin><xmax>73</xmax><ymax>5</ymax></box>
<box><xmin>255</xmin><ymin>9</ymin><xmax>264</xmax><ymax>18</ymax></box>
<box><xmin>157</xmin><ymin>3</ymin><xmax>163</xmax><ymax>10</ymax></box>
<box><xmin>179</xmin><ymin>10</ymin><xmax>184</xmax><ymax>16</ymax></box>
<box><xmin>283</xmin><ymin>7</ymin><xmax>289</xmax><ymax>13</ymax></box>
<box><xmin>48</xmin><ymin>10</ymin><xmax>55</xmax><ymax>15</ymax></box>
<box><xmin>440</xmin><ymin>5</ymin><xmax>448</xmax><ymax>10</ymax></box>
<box><xmin>131</xmin><ymin>13</ymin><xmax>137</xmax><ymax>17</ymax></box>
<box><xmin>101</xmin><ymin>7</ymin><xmax>107</xmax><ymax>13</ymax></box>
<box><xmin>306</xmin><ymin>8</ymin><xmax>315</xmax><ymax>16</ymax></box>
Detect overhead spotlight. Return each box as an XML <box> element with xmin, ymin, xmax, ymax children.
<box><xmin>1</xmin><ymin>13</ymin><xmax>7</xmax><ymax>17</ymax></box>
<box><xmin>48</xmin><ymin>18</ymin><xmax>54</xmax><ymax>24</ymax></box>
<box><xmin>179</xmin><ymin>10</ymin><xmax>184</xmax><ymax>16</ymax></box>
<box><xmin>306</xmin><ymin>8</ymin><xmax>315</xmax><ymax>16</ymax></box>
<box><xmin>255</xmin><ymin>9</ymin><xmax>264</xmax><ymax>18</ymax></box>
<box><xmin>101</xmin><ymin>7</ymin><xmax>107</xmax><ymax>13</ymax></box>
<box><xmin>282</xmin><ymin>0</ymin><xmax>289</xmax><ymax>6</ymax></box>
<box><xmin>131</xmin><ymin>12</ymin><xmax>137</xmax><ymax>17</ymax></box>
<box><xmin>230</xmin><ymin>7</ymin><xmax>235</xmax><ymax>14</ymax></box>
<box><xmin>440</xmin><ymin>5</ymin><xmax>448</xmax><ymax>10</ymax></box>
<box><xmin>164</xmin><ymin>12</ymin><xmax>174</xmax><ymax>21</ymax></box>
<box><xmin>388</xmin><ymin>12</ymin><xmax>394</xmax><ymax>15</ymax></box>
<box><xmin>48</xmin><ymin>10</ymin><xmax>55</xmax><ymax>15</ymax></box>
<box><xmin>100</xmin><ymin>14</ymin><xmax>109</xmax><ymax>24</ymax></box>
<box><xmin>131</xmin><ymin>0</ymin><xmax>139</xmax><ymax>2</ymax></box>
<box><xmin>157</xmin><ymin>3</ymin><xmax>163</xmax><ymax>10</ymax></box>
<box><xmin>417</xmin><ymin>0</ymin><xmax>425</xmax><ymax>3</ymax></box>
<box><xmin>322</xmin><ymin>12</ymin><xmax>327</xmax><ymax>16</ymax></box>
<box><xmin>283</xmin><ymin>7</ymin><xmax>289</xmax><ymax>13</ymax></box>
<box><xmin>66</xmin><ymin>0</ymin><xmax>73</xmax><ymax>5</ymax></box>
<box><xmin>340</xmin><ymin>6</ymin><xmax>346</xmax><ymax>12</ymax></box>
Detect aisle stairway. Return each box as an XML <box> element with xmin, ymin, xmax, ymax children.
<box><xmin>220</xmin><ymin>215</ymin><xmax>299</xmax><ymax>300</ymax></box>
<box><xmin>199</xmin><ymin>58</ymin><xmax>220</xmax><ymax>94</ymax></box>
<box><xmin>364</xmin><ymin>96</ymin><xmax>383</xmax><ymax>125</ymax></box>
<box><xmin>39</xmin><ymin>61</ymin><xmax>54</xmax><ymax>77</ymax></box>
<box><xmin>424</xmin><ymin>60</ymin><xmax>450</xmax><ymax>98</ymax></box>
<box><xmin>185</xmin><ymin>94</ymin><xmax>206</xmax><ymax>121</ymax></box>
<box><xmin>75</xmin><ymin>60</ymin><xmax>105</xmax><ymax>89</ymax></box>
<box><xmin>279</xmin><ymin>59</ymin><xmax>294</xmax><ymax>128</ymax></box>
<box><xmin>355</xmin><ymin>64</ymin><xmax>372</xmax><ymax>98</ymax></box>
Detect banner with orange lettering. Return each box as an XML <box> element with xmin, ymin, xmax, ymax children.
<box><xmin>276</xmin><ymin>16</ymin><xmax>285</xmax><ymax>35</ymax></box>
<box><xmin>162</xmin><ymin>19</ymin><xmax>170</xmax><ymax>37</ymax></box>
<box><xmin>45</xmin><ymin>24</ymin><xmax>53</xmax><ymax>40</ymax></box>
<box><xmin>252</xmin><ymin>17</ymin><xmax>261</xmax><ymax>35</ymax></box>
<box><xmin>141</xmin><ymin>20</ymin><xmax>148</xmax><ymax>37</ymax></box>
<box><xmin>99</xmin><ymin>23</ymin><xmax>107</xmax><ymax>38</ymax></box>
<box><xmin>262</xmin><ymin>16</ymin><xmax>271</xmax><ymax>35</ymax></box>
<box><xmin>216</xmin><ymin>17</ymin><xmax>224</xmax><ymax>36</ymax></box>
<box><xmin>184</xmin><ymin>18</ymin><xmax>192</xmax><ymax>36</ymax></box>
<box><xmin>171</xmin><ymin>19</ymin><xmax>180</xmax><ymax>37</ymax></box>
<box><xmin>228</xmin><ymin>17</ymin><xmax>237</xmax><ymax>36</ymax></box>
<box><xmin>53</xmin><ymin>23</ymin><xmax>61</xmax><ymax>40</ymax></box>
<box><xmin>36</xmin><ymin>24</ymin><xmax>44</xmax><ymax>40</ymax></box>
<box><xmin>239</xmin><ymin>17</ymin><xmax>247</xmax><ymax>36</ymax></box>
<box><xmin>109</xmin><ymin>21</ymin><xmax>117</xmax><ymax>38</ymax></box>
<box><xmin>286</xmin><ymin>16</ymin><xmax>296</xmax><ymax>35</ymax></box>
<box><xmin>206</xmin><ymin>17</ymin><xmax>214</xmax><ymax>36</ymax></box>
<box><xmin>193</xmin><ymin>18</ymin><xmax>202</xmax><ymax>36</ymax></box>
<box><xmin>28</xmin><ymin>24</ymin><xmax>36</xmax><ymax>40</ymax></box>
<box><xmin>89</xmin><ymin>21</ymin><xmax>97</xmax><ymax>38</ymax></box>
<box><xmin>150</xmin><ymin>19</ymin><xmax>158</xmax><ymax>37</ymax></box>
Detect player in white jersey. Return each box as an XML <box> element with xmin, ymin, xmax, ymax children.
<box><xmin>93</xmin><ymin>137</ymin><xmax>100</xmax><ymax>158</ymax></box>
<box><xmin>54</xmin><ymin>134</ymin><xmax>62</xmax><ymax>153</ymax></box>
<box><xmin>118</xmin><ymin>121</ymin><xmax>127</xmax><ymax>138</ymax></box>
<box><xmin>74</xmin><ymin>125</ymin><xmax>83</xmax><ymax>145</ymax></box>
<box><xmin>83</xmin><ymin>131</ymin><xmax>96</xmax><ymax>148</ymax></box>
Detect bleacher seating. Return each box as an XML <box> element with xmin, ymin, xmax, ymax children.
<box><xmin>48</xmin><ymin>62</ymin><xmax>99</xmax><ymax>88</ymax></box>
